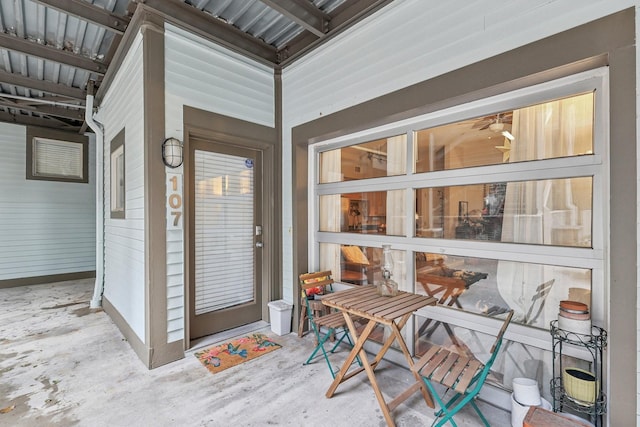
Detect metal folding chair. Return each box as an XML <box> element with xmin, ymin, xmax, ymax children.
<box><xmin>412</xmin><ymin>310</ymin><xmax>514</xmax><ymax>427</ymax></box>
<box><xmin>299</xmin><ymin>271</ymin><xmax>360</xmax><ymax>378</ymax></box>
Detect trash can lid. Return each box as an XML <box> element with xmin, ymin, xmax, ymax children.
<box><xmin>268</xmin><ymin>300</ymin><xmax>293</xmax><ymax>311</ymax></box>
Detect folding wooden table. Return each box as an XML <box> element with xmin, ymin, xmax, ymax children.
<box><xmin>322</xmin><ymin>286</ymin><xmax>437</xmax><ymax>427</ymax></box>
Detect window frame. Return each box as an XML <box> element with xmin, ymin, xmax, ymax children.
<box><xmin>25</xmin><ymin>127</ymin><xmax>89</xmax><ymax>184</ymax></box>
<box><xmin>110</xmin><ymin>128</ymin><xmax>126</xmax><ymax>219</ymax></box>
<box><xmin>311</xmin><ymin>67</ymin><xmax>608</xmax><ymax>358</ymax></box>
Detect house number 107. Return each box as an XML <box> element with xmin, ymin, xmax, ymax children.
<box><xmin>168</xmin><ymin>174</ymin><xmax>182</xmax><ymax>228</ymax></box>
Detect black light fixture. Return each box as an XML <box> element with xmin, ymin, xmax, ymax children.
<box><xmin>162</xmin><ymin>137</ymin><xmax>183</xmax><ymax>168</ymax></box>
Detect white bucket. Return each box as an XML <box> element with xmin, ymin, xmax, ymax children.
<box><xmin>512</xmin><ymin>377</ymin><xmax>541</xmax><ymax>406</ymax></box>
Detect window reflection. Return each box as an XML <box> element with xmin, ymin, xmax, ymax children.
<box><xmin>414</xmin><ymin>253</ymin><xmax>591</xmax><ymax>330</ymax></box>
<box><xmin>319</xmin><ymin>134</ymin><xmax>407</xmax><ymax>183</ymax></box>
<box><xmin>319</xmin><ymin>243</ymin><xmax>406</xmax><ymax>290</ymax></box>
<box><xmin>319</xmin><ymin>190</ymin><xmax>405</xmax><ymax>236</ymax></box>
<box><xmin>416</xmin><ymin>177</ymin><xmax>592</xmax><ymax>248</ymax></box>
<box><xmin>414</xmin><ymin>92</ymin><xmax>594</xmax><ymax>173</ymax></box>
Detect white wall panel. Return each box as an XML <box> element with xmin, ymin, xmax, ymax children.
<box><xmin>165</xmin><ymin>24</ymin><xmax>274</xmax><ymax>131</ymax></box>
<box><xmin>164</xmin><ymin>24</ymin><xmax>275</xmax><ymax>342</ymax></box>
<box><xmin>283</xmin><ymin>0</ymin><xmax>635</xmax><ymax>128</ymax></box>
<box><xmin>95</xmin><ymin>32</ymin><xmax>146</xmax><ymax>342</ymax></box>
<box><xmin>0</xmin><ymin>122</ymin><xmax>95</xmax><ymax>281</ymax></box>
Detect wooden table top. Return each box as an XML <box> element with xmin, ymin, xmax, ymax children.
<box><xmin>322</xmin><ymin>286</ymin><xmax>437</xmax><ymax>326</ymax></box>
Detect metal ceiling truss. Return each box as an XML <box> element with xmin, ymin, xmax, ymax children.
<box><xmin>278</xmin><ymin>0</ymin><xmax>394</xmax><ymax>64</ymax></box>
<box><xmin>258</xmin><ymin>0</ymin><xmax>330</xmax><ymax>37</ymax></box>
<box><xmin>0</xmin><ymin>69</ymin><xmax>86</xmax><ymax>100</ymax></box>
<box><xmin>30</xmin><ymin>0</ymin><xmax>130</xmax><ymax>34</ymax></box>
<box><xmin>0</xmin><ymin>96</ymin><xmax>84</xmax><ymax>121</ymax></box>
<box><xmin>0</xmin><ymin>0</ymin><xmax>394</xmax><ymax>131</ymax></box>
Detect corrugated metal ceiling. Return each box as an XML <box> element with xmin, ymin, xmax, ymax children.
<box><xmin>0</xmin><ymin>0</ymin><xmax>393</xmax><ymax>131</ymax></box>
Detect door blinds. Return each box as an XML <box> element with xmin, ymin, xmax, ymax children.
<box><xmin>194</xmin><ymin>150</ymin><xmax>255</xmax><ymax>315</ymax></box>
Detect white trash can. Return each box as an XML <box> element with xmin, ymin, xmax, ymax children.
<box><xmin>268</xmin><ymin>300</ymin><xmax>293</xmax><ymax>336</ymax></box>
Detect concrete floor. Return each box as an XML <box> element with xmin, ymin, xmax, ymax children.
<box><xmin>0</xmin><ymin>279</ymin><xmax>511</xmax><ymax>426</ymax></box>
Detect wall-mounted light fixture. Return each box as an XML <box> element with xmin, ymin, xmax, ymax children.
<box><xmin>162</xmin><ymin>137</ymin><xmax>183</xmax><ymax>168</ymax></box>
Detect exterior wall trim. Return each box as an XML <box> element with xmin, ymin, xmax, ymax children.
<box><xmin>291</xmin><ymin>8</ymin><xmax>635</xmax><ymax>424</ymax></box>
<box><xmin>142</xmin><ymin>17</ymin><xmax>176</xmax><ymax>369</ymax></box>
<box><xmin>0</xmin><ymin>271</ymin><xmax>96</xmax><ymax>289</ymax></box>
<box><xmin>103</xmin><ymin>296</ymin><xmax>149</xmax><ymax>367</ymax></box>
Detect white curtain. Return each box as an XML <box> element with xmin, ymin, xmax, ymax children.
<box><xmin>385</xmin><ymin>135</ymin><xmax>407</xmax><ymax>290</ymax></box>
<box><xmin>318</xmin><ymin>150</ymin><xmax>342</xmax><ymax>280</ymax></box>
<box><xmin>497</xmin><ymin>95</ymin><xmax>593</xmax><ymax>389</ymax></box>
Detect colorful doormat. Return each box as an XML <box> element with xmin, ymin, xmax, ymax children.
<box><xmin>194</xmin><ymin>333</ymin><xmax>282</xmax><ymax>374</ymax></box>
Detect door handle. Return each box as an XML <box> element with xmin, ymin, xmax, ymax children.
<box><xmin>255</xmin><ymin>242</ymin><xmax>263</xmax><ymax>248</ymax></box>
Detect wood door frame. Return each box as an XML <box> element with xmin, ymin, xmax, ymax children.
<box><xmin>183</xmin><ymin>106</ymin><xmax>279</xmax><ymax>346</ymax></box>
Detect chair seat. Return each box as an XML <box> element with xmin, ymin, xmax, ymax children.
<box><xmin>414</xmin><ymin>346</ymin><xmax>484</xmax><ymax>394</ymax></box>
<box><xmin>314</xmin><ymin>311</ymin><xmax>349</xmax><ymax>329</ymax></box>
<box><xmin>412</xmin><ymin>310</ymin><xmax>513</xmax><ymax>427</ymax></box>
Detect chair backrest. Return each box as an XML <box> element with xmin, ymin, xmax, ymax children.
<box><xmin>490</xmin><ymin>309</ymin><xmax>514</xmax><ymax>355</ymax></box>
<box><xmin>299</xmin><ymin>270</ymin><xmax>334</xmax><ymax>300</ymax></box>
<box><xmin>467</xmin><ymin>310</ymin><xmax>515</xmax><ymax>396</ymax></box>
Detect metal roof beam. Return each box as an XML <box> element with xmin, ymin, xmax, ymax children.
<box><xmin>31</xmin><ymin>0</ymin><xmax>130</xmax><ymax>35</ymax></box>
<box><xmin>279</xmin><ymin>0</ymin><xmax>394</xmax><ymax>65</ymax></box>
<box><xmin>258</xmin><ymin>0</ymin><xmax>328</xmax><ymax>37</ymax></box>
<box><xmin>0</xmin><ymin>69</ymin><xmax>86</xmax><ymax>100</ymax></box>
<box><xmin>0</xmin><ymin>98</ymin><xmax>84</xmax><ymax>121</ymax></box>
<box><xmin>0</xmin><ymin>110</ymin><xmax>80</xmax><ymax>130</ymax></box>
<box><xmin>133</xmin><ymin>0</ymin><xmax>277</xmax><ymax>65</ymax></box>
<box><xmin>0</xmin><ymin>33</ymin><xmax>108</xmax><ymax>75</ymax></box>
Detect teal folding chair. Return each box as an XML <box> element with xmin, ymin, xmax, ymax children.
<box><xmin>412</xmin><ymin>310</ymin><xmax>514</xmax><ymax>427</ymax></box>
<box><xmin>299</xmin><ymin>271</ymin><xmax>361</xmax><ymax>378</ymax></box>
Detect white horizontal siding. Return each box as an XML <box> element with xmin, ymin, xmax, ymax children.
<box><xmin>165</xmin><ymin>24</ymin><xmax>274</xmax><ymax>131</ymax></box>
<box><xmin>95</xmin><ymin>32</ymin><xmax>146</xmax><ymax>342</ymax></box>
<box><xmin>0</xmin><ymin>122</ymin><xmax>95</xmax><ymax>281</ymax></box>
<box><xmin>284</xmin><ymin>0</ymin><xmax>636</xmax><ymax>128</ymax></box>
<box><xmin>164</xmin><ymin>23</ymin><xmax>275</xmax><ymax>342</ymax></box>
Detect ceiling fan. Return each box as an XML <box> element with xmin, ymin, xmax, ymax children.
<box><xmin>471</xmin><ymin>112</ymin><xmax>513</xmax><ymax>131</ymax></box>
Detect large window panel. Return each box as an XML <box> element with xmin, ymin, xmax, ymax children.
<box><xmin>313</xmin><ymin>71</ymin><xmax>606</xmax><ymax>405</ymax></box>
<box><xmin>414</xmin><ymin>92</ymin><xmax>594</xmax><ymax>173</ymax></box>
<box><xmin>319</xmin><ymin>190</ymin><xmax>405</xmax><ymax>235</ymax></box>
<box><xmin>319</xmin><ymin>243</ymin><xmax>406</xmax><ymax>290</ymax></box>
<box><xmin>319</xmin><ymin>134</ymin><xmax>406</xmax><ymax>183</ymax></box>
<box><xmin>416</xmin><ymin>177</ymin><xmax>593</xmax><ymax>248</ymax></box>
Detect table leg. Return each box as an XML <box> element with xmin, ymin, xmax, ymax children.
<box><xmin>371</xmin><ymin>313</ymin><xmax>413</xmax><ymax>366</ymax></box>
<box><xmin>357</xmin><ymin>333</ymin><xmax>397</xmax><ymax>427</ymax></box>
<box><xmin>388</xmin><ymin>320</ymin><xmax>435</xmax><ymax>409</ymax></box>
<box><xmin>340</xmin><ymin>316</ymin><xmax>397</xmax><ymax>427</ymax></box>
<box><xmin>326</xmin><ymin>316</ymin><xmax>377</xmax><ymax>398</ymax></box>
